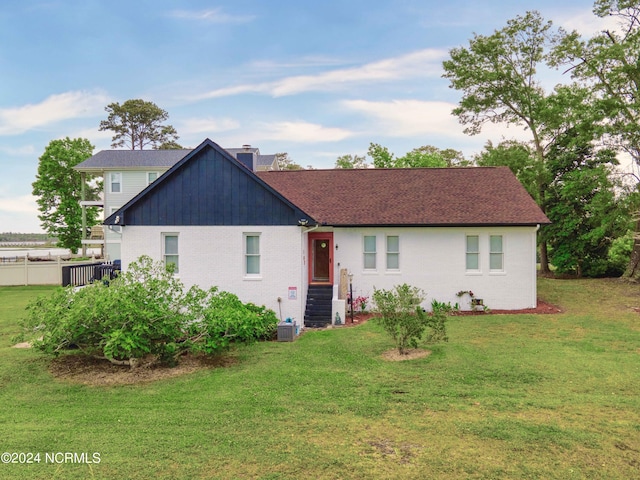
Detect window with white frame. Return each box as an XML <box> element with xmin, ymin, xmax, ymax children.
<box><xmin>363</xmin><ymin>235</ymin><xmax>376</xmax><ymax>269</ymax></box>
<box><xmin>162</xmin><ymin>233</ymin><xmax>179</xmax><ymax>273</ymax></box>
<box><xmin>466</xmin><ymin>235</ymin><xmax>480</xmax><ymax>271</ymax></box>
<box><xmin>386</xmin><ymin>235</ymin><xmax>399</xmax><ymax>270</ymax></box>
<box><xmin>244</xmin><ymin>233</ymin><xmax>260</xmax><ymax>275</ymax></box>
<box><xmin>109</xmin><ymin>172</ymin><xmax>122</xmax><ymax>194</ymax></box>
<box><xmin>490</xmin><ymin>235</ymin><xmax>504</xmax><ymax>271</ymax></box>
<box><xmin>109</xmin><ymin>207</ymin><xmax>122</xmax><ymax>233</ymax></box>
<box><xmin>147</xmin><ymin>172</ymin><xmax>159</xmax><ymax>185</ymax></box>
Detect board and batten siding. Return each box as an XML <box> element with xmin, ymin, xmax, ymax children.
<box><xmin>332</xmin><ymin>226</ymin><xmax>538</xmax><ymax>311</ymax></box>
<box><xmin>117</xmin><ymin>147</ymin><xmax>308</xmax><ymax>227</ymax></box>
<box><xmin>120</xmin><ymin>225</ymin><xmax>307</xmax><ymax>324</ymax></box>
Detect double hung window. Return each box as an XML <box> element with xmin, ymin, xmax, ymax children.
<box><xmin>364</xmin><ymin>235</ymin><xmax>376</xmax><ymax>269</ymax></box>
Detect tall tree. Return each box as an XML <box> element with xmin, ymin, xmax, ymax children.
<box><xmin>544</xmin><ymin>133</ymin><xmax>628</xmax><ymax>277</ymax></box>
<box><xmin>367</xmin><ymin>143</ymin><xmax>396</xmax><ymax>168</ymax></box>
<box><xmin>367</xmin><ymin>143</ymin><xmax>467</xmax><ymax>168</ymax></box>
<box><xmin>335</xmin><ymin>154</ymin><xmax>368</xmax><ymax>169</ymax></box>
<box><xmin>550</xmin><ymin>0</ymin><xmax>640</xmax><ymax>279</ymax></box>
<box><xmin>275</xmin><ymin>152</ymin><xmax>303</xmax><ymax>170</ymax></box>
<box><xmin>475</xmin><ymin>140</ymin><xmax>543</xmax><ymax>201</ymax></box>
<box><xmin>32</xmin><ymin>138</ymin><xmax>99</xmax><ymax>253</ymax></box>
<box><xmin>99</xmin><ymin>99</ymin><xmax>180</xmax><ymax>150</ymax></box>
<box><xmin>443</xmin><ymin>11</ymin><xmax>566</xmax><ymax>273</ymax></box>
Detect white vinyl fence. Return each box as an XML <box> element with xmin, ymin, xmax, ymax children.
<box><xmin>0</xmin><ymin>256</ymin><xmax>104</xmax><ymax>286</ymax></box>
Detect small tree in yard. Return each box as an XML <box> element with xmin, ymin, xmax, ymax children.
<box><xmin>18</xmin><ymin>256</ymin><xmax>278</xmax><ymax>368</ymax></box>
<box><xmin>373</xmin><ymin>284</ymin><xmax>449</xmax><ymax>355</ymax></box>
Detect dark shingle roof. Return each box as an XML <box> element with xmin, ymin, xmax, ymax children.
<box><xmin>256</xmin><ymin>154</ymin><xmax>277</xmax><ymax>167</ymax></box>
<box><xmin>75</xmin><ymin>149</ymin><xmax>192</xmax><ymax>171</ymax></box>
<box><xmin>76</xmin><ymin>147</ymin><xmax>277</xmax><ymax>172</ymax></box>
<box><xmin>256</xmin><ymin>167</ymin><xmax>550</xmax><ymax>226</ymax></box>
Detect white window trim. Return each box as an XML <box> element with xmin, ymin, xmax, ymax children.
<box><xmin>108</xmin><ymin>207</ymin><xmax>122</xmax><ymax>234</ymax></box>
<box><xmin>489</xmin><ymin>234</ymin><xmax>505</xmax><ymax>274</ymax></box>
<box><xmin>146</xmin><ymin>171</ymin><xmax>159</xmax><ymax>185</ymax></box>
<box><xmin>363</xmin><ymin>235</ymin><xmax>377</xmax><ymax>271</ymax></box>
<box><xmin>244</xmin><ymin>233</ymin><xmax>261</xmax><ymax>279</ymax></box>
<box><xmin>108</xmin><ymin>172</ymin><xmax>122</xmax><ymax>194</ymax></box>
<box><xmin>386</xmin><ymin>235</ymin><xmax>400</xmax><ymax>271</ymax></box>
<box><xmin>465</xmin><ymin>234</ymin><xmax>481</xmax><ymax>273</ymax></box>
<box><xmin>162</xmin><ymin>233</ymin><xmax>179</xmax><ymax>274</ymax></box>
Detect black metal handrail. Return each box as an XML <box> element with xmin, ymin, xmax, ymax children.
<box><xmin>61</xmin><ymin>261</ymin><xmax>120</xmax><ymax>287</ymax></box>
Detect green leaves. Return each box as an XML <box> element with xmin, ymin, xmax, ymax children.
<box><xmin>443</xmin><ymin>11</ymin><xmax>553</xmax><ymax>136</ymax></box>
<box><xmin>19</xmin><ymin>256</ymin><xmax>278</xmax><ymax>367</ymax></box>
<box><xmin>99</xmin><ymin>99</ymin><xmax>180</xmax><ymax>150</ymax></box>
<box><xmin>373</xmin><ymin>284</ymin><xmax>448</xmax><ymax>355</ymax></box>
<box><xmin>367</xmin><ymin>142</ymin><xmax>468</xmax><ymax>168</ymax></box>
<box><xmin>31</xmin><ymin>137</ymin><xmax>98</xmax><ymax>253</ymax></box>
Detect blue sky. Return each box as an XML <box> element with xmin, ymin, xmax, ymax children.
<box><xmin>0</xmin><ymin>0</ymin><xmax>611</xmax><ymax>232</ymax></box>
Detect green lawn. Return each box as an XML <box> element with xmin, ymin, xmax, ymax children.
<box><xmin>0</xmin><ymin>279</ymin><xmax>639</xmax><ymax>479</ymax></box>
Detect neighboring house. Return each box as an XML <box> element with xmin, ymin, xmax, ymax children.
<box><xmin>75</xmin><ymin>145</ymin><xmax>278</xmax><ymax>260</ymax></box>
<box><xmin>103</xmin><ymin>139</ymin><xmax>550</xmax><ymax>329</ymax></box>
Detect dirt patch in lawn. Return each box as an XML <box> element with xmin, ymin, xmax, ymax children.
<box><xmin>48</xmin><ymin>353</ymin><xmax>237</xmax><ymax>386</ymax></box>
<box><xmin>381</xmin><ymin>348</ymin><xmax>432</xmax><ymax>362</ymax></box>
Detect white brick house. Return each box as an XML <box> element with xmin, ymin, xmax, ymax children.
<box><xmin>102</xmin><ymin>139</ymin><xmax>549</xmax><ymax>328</ymax></box>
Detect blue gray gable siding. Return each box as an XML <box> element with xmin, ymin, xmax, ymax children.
<box><xmin>104</xmin><ymin>139</ymin><xmax>313</xmax><ymax>227</ymax></box>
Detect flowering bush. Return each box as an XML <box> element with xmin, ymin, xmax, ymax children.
<box><xmin>349</xmin><ymin>294</ymin><xmax>369</xmax><ymax>313</ymax></box>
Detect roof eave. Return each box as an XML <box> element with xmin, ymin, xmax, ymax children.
<box><xmin>323</xmin><ymin>222</ymin><xmax>551</xmax><ymax>228</ymax></box>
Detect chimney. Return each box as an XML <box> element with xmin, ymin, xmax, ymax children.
<box><xmin>237</xmin><ymin>145</ymin><xmax>255</xmax><ymax>171</ymax></box>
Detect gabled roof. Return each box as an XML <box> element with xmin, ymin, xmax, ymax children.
<box><xmin>75</xmin><ymin>149</ymin><xmax>192</xmax><ymax>172</ymax></box>
<box><xmin>104</xmin><ymin>139</ymin><xmax>313</xmax><ymax>226</ymax></box>
<box><xmin>76</xmin><ymin>147</ymin><xmax>278</xmax><ymax>172</ymax></box>
<box><xmin>255</xmin><ymin>154</ymin><xmax>277</xmax><ymax>168</ymax></box>
<box><xmin>256</xmin><ymin>167</ymin><xmax>550</xmax><ymax>226</ymax></box>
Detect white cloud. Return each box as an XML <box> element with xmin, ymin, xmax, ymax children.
<box><xmin>0</xmin><ymin>194</ymin><xmax>39</xmax><ymax>215</ymax></box>
<box><xmin>192</xmin><ymin>49</ymin><xmax>447</xmax><ymax>100</ymax></box>
<box><xmin>343</xmin><ymin>100</ymin><xmax>530</xmax><ymax>141</ymax></box>
<box><xmin>169</xmin><ymin>8</ymin><xmax>255</xmax><ymax>23</ymax></box>
<box><xmin>257</xmin><ymin>121</ymin><xmax>353</xmax><ymax>143</ymax></box>
<box><xmin>556</xmin><ymin>8</ymin><xmax>620</xmax><ymax>36</ymax></box>
<box><xmin>0</xmin><ymin>91</ymin><xmax>110</xmax><ymax>136</ymax></box>
<box><xmin>343</xmin><ymin>99</ymin><xmax>463</xmax><ymax>137</ymax></box>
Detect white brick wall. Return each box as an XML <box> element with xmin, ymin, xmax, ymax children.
<box><xmin>120</xmin><ymin>224</ymin><xmax>539</xmax><ymax>323</ymax></box>
<box><xmin>331</xmin><ymin>226</ymin><xmax>538</xmax><ymax>311</ymax></box>
<box><xmin>121</xmin><ymin>225</ymin><xmax>306</xmax><ymax>324</ymax></box>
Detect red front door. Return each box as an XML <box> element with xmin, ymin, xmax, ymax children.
<box><xmin>309</xmin><ymin>233</ymin><xmax>333</xmax><ymax>284</ymax></box>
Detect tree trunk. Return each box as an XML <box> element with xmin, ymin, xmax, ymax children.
<box><xmin>623</xmin><ymin>214</ymin><xmax>640</xmax><ymax>281</ymax></box>
<box><xmin>539</xmin><ymin>241</ymin><xmax>551</xmax><ymax>275</ymax></box>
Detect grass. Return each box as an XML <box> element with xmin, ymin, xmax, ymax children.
<box><xmin>0</xmin><ymin>278</ymin><xmax>639</xmax><ymax>479</ymax></box>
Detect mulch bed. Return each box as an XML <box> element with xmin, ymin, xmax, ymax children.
<box><xmin>48</xmin><ymin>352</ymin><xmax>237</xmax><ymax>386</ymax></box>
<box><xmin>341</xmin><ymin>299</ymin><xmax>562</xmax><ymax>324</ymax></box>
<box><xmin>459</xmin><ymin>299</ymin><xmax>562</xmax><ymax>315</ymax></box>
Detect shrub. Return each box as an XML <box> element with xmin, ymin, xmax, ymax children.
<box><xmin>373</xmin><ymin>284</ymin><xmax>430</xmax><ymax>354</ymax></box>
<box><xmin>428</xmin><ymin>300</ymin><xmax>453</xmax><ymax>343</ymax></box>
<box><xmin>18</xmin><ymin>256</ymin><xmax>278</xmax><ymax>367</ymax></box>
